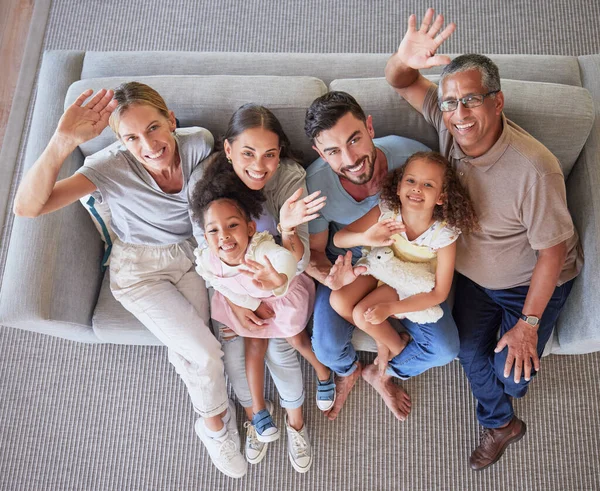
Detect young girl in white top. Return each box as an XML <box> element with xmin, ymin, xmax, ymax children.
<box><xmin>191</xmin><ymin>169</ymin><xmax>331</xmax><ymax>471</ymax></box>
<box><xmin>330</xmin><ymin>151</ymin><xmax>479</xmax><ymax>371</ymax></box>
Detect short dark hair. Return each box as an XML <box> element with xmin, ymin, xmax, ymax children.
<box><xmin>439</xmin><ymin>54</ymin><xmax>501</xmax><ymax>98</ymax></box>
<box><xmin>189</xmin><ymin>159</ymin><xmax>266</xmax><ymax>229</ymax></box>
<box><xmin>304</xmin><ymin>91</ymin><xmax>366</xmax><ymax>141</ymax></box>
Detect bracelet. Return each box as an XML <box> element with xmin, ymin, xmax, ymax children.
<box><xmin>277</xmin><ymin>223</ymin><xmax>296</xmax><ymax>236</ymax></box>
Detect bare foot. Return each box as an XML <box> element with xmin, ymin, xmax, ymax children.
<box><xmin>324</xmin><ymin>362</ymin><xmax>363</xmax><ymax>421</ymax></box>
<box><xmin>362</xmin><ymin>363</ymin><xmax>411</xmax><ymax>421</ymax></box>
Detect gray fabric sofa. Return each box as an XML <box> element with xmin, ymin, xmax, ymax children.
<box><xmin>1</xmin><ymin>51</ymin><xmax>598</xmax><ymax>355</ymax></box>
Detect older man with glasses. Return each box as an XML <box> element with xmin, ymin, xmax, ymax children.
<box><xmin>385</xmin><ymin>9</ymin><xmax>583</xmax><ymax>470</ymax></box>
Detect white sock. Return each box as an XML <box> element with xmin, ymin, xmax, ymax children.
<box><xmin>203</xmin><ymin>420</ymin><xmax>227</xmax><ymax>439</ymax></box>
<box><xmin>221</xmin><ymin>409</ymin><xmax>231</xmax><ymax>425</ymax></box>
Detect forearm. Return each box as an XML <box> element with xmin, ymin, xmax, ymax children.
<box><xmin>333</xmin><ymin>229</ymin><xmax>365</xmax><ymax>249</ymax></box>
<box><xmin>14</xmin><ymin>133</ymin><xmax>76</xmax><ymax>217</ymax></box>
<box><xmin>305</xmin><ymin>249</ymin><xmax>333</xmax><ymax>285</ymax></box>
<box><xmin>388</xmin><ymin>288</ymin><xmax>448</xmax><ymax>315</ymax></box>
<box><xmin>385</xmin><ymin>54</ymin><xmax>420</xmax><ymax>90</ymax></box>
<box><xmin>521</xmin><ymin>242</ymin><xmax>567</xmax><ymax>321</ymax></box>
<box><xmin>281</xmin><ymin>232</ymin><xmax>304</xmax><ymax>264</ymax></box>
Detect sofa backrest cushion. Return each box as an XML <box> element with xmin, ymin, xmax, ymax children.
<box><xmin>65</xmin><ymin>75</ymin><xmax>328</xmax><ymax>164</ymax></box>
<box><xmin>78</xmin><ymin>52</ymin><xmax>583</xmax><ymax>87</ymax></box>
<box><xmin>330</xmin><ymin>77</ymin><xmax>595</xmax><ymax>178</ymax></box>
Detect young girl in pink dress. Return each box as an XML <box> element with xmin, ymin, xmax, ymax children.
<box><xmin>191</xmin><ymin>171</ymin><xmax>330</xmax><ymax>447</ymax></box>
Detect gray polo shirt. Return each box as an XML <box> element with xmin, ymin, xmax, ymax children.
<box><xmin>78</xmin><ymin>127</ymin><xmax>213</xmax><ymax>245</ymax></box>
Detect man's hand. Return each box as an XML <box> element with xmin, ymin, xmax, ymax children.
<box><xmin>324</xmin><ymin>251</ymin><xmax>367</xmax><ymax>291</ymax></box>
<box><xmin>495</xmin><ymin>320</ymin><xmax>540</xmax><ymax>383</ymax></box>
<box><xmin>240</xmin><ymin>256</ymin><xmax>287</xmax><ymax>291</ymax></box>
<box><xmin>227</xmin><ymin>300</ymin><xmax>274</xmax><ymax>332</ymax></box>
<box><xmin>395</xmin><ymin>8</ymin><xmax>455</xmax><ymax>70</ymax></box>
<box><xmin>364</xmin><ymin>302</ymin><xmax>392</xmax><ymax>325</ymax></box>
<box><xmin>363</xmin><ymin>219</ymin><xmax>405</xmax><ymax>247</ymax></box>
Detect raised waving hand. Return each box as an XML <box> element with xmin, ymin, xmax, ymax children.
<box><xmin>240</xmin><ymin>256</ymin><xmax>288</xmax><ymax>291</ymax></box>
<box><xmin>279</xmin><ymin>188</ymin><xmax>326</xmax><ymax>231</ymax></box>
<box><xmin>57</xmin><ymin>89</ymin><xmax>118</xmax><ymax>147</ymax></box>
<box><xmin>396</xmin><ymin>8</ymin><xmax>455</xmax><ymax>70</ymax></box>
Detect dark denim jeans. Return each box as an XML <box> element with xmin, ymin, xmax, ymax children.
<box><xmin>311</xmin><ymin>283</ymin><xmax>460</xmax><ymax>379</ymax></box>
<box><xmin>453</xmin><ymin>273</ymin><xmax>574</xmax><ymax>428</ymax></box>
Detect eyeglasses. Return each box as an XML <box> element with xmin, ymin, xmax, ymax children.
<box><xmin>439</xmin><ymin>90</ymin><xmax>500</xmax><ymax>112</ymax></box>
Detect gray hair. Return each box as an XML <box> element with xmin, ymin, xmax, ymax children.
<box><xmin>438</xmin><ymin>54</ymin><xmax>501</xmax><ymax>99</ymax></box>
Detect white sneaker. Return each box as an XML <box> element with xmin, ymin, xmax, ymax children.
<box><xmin>244</xmin><ymin>400</ymin><xmax>273</xmax><ymax>464</ymax></box>
<box><xmin>195</xmin><ymin>415</ymin><xmax>248</xmax><ymax>479</ymax></box>
<box><xmin>285</xmin><ymin>418</ymin><xmax>313</xmax><ymax>473</ymax></box>
<box><xmin>223</xmin><ymin>400</ymin><xmax>240</xmax><ymax>441</ymax></box>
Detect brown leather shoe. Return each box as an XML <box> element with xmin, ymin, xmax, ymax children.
<box><xmin>469</xmin><ymin>417</ymin><xmax>527</xmax><ymax>471</ymax></box>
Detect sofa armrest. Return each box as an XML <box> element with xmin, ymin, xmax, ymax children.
<box><xmin>554</xmin><ymin>55</ymin><xmax>600</xmax><ymax>354</ymax></box>
<box><xmin>0</xmin><ymin>51</ymin><xmax>103</xmax><ymax>343</ymax></box>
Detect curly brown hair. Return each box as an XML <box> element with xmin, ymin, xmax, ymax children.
<box><xmin>189</xmin><ymin>156</ymin><xmax>266</xmax><ymax>229</ymax></box>
<box><xmin>379</xmin><ymin>151</ymin><xmax>479</xmax><ymax>234</ymax></box>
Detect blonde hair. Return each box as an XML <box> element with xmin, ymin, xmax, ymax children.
<box><xmin>108</xmin><ymin>82</ymin><xmax>171</xmax><ymax>134</ymax></box>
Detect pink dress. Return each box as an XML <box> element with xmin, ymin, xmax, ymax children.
<box><xmin>196</xmin><ymin>232</ymin><xmax>315</xmax><ymax>339</ymax></box>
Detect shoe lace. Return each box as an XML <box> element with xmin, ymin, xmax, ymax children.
<box><xmin>289</xmin><ymin>430</ymin><xmax>309</xmax><ymax>459</ymax></box>
<box><xmin>480</xmin><ymin>428</ymin><xmax>494</xmax><ymax>446</ymax></box>
<box><xmin>216</xmin><ymin>433</ymin><xmax>240</xmax><ymax>462</ymax></box>
<box><xmin>243</xmin><ymin>421</ymin><xmax>262</xmax><ymax>451</ymax></box>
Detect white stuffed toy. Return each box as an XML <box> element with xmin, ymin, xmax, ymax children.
<box><xmin>359</xmin><ymin>246</ymin><xmax>444</xmax><ymax>324</ymax></box>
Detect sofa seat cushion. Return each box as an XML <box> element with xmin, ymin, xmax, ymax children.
<box><xmin>92</xmin><ymin>271</ymin><xmax>162</xmax><ymax>345</ymax></box>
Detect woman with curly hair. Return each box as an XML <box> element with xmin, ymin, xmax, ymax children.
<box><xmin>188</xmin><ymin>103</ymin><xmax>329</xmax><ymax>473</ymax></box>
<box><xmin>329</xmin><ymin>151</ymin><xmax>478</xmax><ymax>381</ymax></box>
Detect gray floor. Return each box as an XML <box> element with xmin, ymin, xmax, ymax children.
<box><xmin>2</xmin><ymin>0</ymin><xmax>600</xmax><ymax>490</ymax></box>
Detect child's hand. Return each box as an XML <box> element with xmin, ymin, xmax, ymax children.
<box><xmin>227</xmin><ymin>301</ymin><xmax>272</xmax><ymax>331</ymax></box>
<box><xmin>255</xmin><ymin>302</ymin><xmax>275</xmax><ymax>321</ymax></box>
<box><xmin>363</xmin><ymin>219</ymin><xmax>405</xmax><ymax>247</ymax></box>
<box><xmin>364</xmin><ymin>303</ymin><xmax>392</xmax><ymax>324</ymax></box>
<box><xmin>241</xmin><ymin>256</ymin><xmax>287</xmax><ymax>291</ymax></box>
<box><xmin>324</xmin><ymin>251</ymin><xmax>368</xmax><ymax>291</ymax></box>
<box><xmin>279</xmin><ymin>188</ymin><xmax>327</xmax><ymax>230</ymax></box>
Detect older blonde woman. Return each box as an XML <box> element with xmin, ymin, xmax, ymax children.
<box><xmin>13</xmin><ymin>83</ymin><xmax>247</xmax><ymax>479</ymax></box>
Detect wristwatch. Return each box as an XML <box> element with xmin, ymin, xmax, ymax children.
<box><xmin>520</xmin><ymin>313</ymin><xmax>540</xmax><ymax>327</ymax></box>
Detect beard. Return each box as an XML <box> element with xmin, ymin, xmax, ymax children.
<box><xmin>336</xmin><ymin>144</ymin><xmax>378</xmax><ymax>185</ymax></box>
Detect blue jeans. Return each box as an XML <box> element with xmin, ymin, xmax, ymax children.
<box><xmin>311</xmin><ymin>283</ymin><xmax>460</xmax><ymax>379</ymax></box>
<box><xmin>453</xmin><ymin>273</ymin><xmax>574</xmax><ymax>428</ymax></box>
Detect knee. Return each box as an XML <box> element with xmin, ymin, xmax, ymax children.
<box><xmin>431</xmin><ymin>341</ymin><xmax>459</xmax><ymax>367</ymax></box>
<box><xmin>330</xmin><ymin>290</ymin><xmax>353</xmax><ymax>319</ymax></box>
<box><xmin>428</xmin><ymin>330</ymin><xmax>460</xmax><ymax>367</ymax></box>
<box><xmin>245</xmin><ymin>338</ymin><xmax>267</xmax><ymax>358</ymax></box>
<box><xmin>286</xmin><ymin>331</ymin><xmax>308</xmax><ymax>351</ymax></box>
<box><xmin>351</xmin><ymin>305</ymin><xmax>369</xmax><ymax>331</ymax></box>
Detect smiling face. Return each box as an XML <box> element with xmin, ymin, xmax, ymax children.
<box><xmin>117</xmin><ymin>103</ymin><xmax>178</xmax><ymax>170</ymax></box>
<box><xmin>203</xmin><ymin>199</ymin><xmax>256</xmax><ymax>266</ymax></box>
<box><xmin>312</xmin><ymin>112</ymin><xmax>378</xmax><ymax>185</ymax></box>
<box><xmin>397</xmin><ymin>158</ymin><xmax>445</xmax><ymax>213</ymax></box>
<box><xmin>224</xmin><ymin>127</ymin><xmax>281</xmax><ymax>191</ymax></box>
<box><xmin>440</xmin><ymin>69</ymin><xmax>504</xmax><ymax>158</ymax></box>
